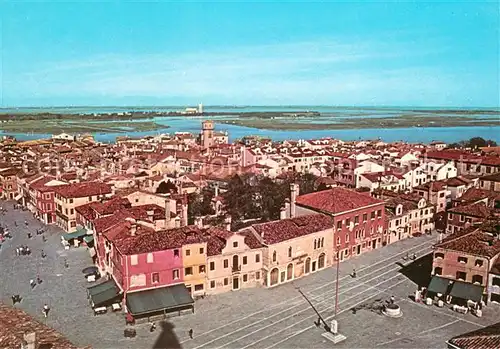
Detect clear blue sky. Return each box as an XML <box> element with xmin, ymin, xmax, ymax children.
<box><xmin>1</xmin><ymin>1</ymin><xmax>498</xmax><ymax>107</ymax></box>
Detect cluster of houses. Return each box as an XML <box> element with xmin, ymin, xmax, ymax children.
<box><xmin>0</xmin><ymin>124</ymin><xmax>499</xmax><ymax>322</ymax></box>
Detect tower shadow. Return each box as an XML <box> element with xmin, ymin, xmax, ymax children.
<box><xmin>398</xmin><ymin>252</ymin><xmax>433</xmax><ymax>288</ymax></box>
<box><xmin>152</xmin><ymin>321</ymin><xmax>182</xmax><ymax>349</ymax></box>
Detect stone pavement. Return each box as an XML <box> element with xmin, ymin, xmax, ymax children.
<box><xmin>1</xmin><ymin>199</ymin><xmax>499</xmax><ymax>349</ymax></box>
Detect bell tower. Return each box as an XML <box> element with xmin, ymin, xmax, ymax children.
<box><xmin>201</xmin><ymin>120</ymin><xmax>214</xmax><ymax>149</ymax></box>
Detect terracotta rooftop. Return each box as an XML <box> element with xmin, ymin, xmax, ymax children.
<box><xmin>296</xmin><ymin>187</ymin><xmax>383</xmax><ymax>215</ymax></box>
<box><xmin>456</xmin><ymin>188</ymin><xmax>500</xmax><ymax>206</ymax></box>
<box><xmin>0</xmin><ymin>302</ymin><xmax>88</xmax><ymax>349</ymax></box>
<box><xmin>448</xmin><ymin>202</ymin><xmax>494</xmax><ymax>218</ymax></box>
<box><xmin>480</xmin><ymin>172</ymin><xmax>500</xmax><ymax>182</ymax></box>
<box><xmin>448</xmin><ymin>322</ymin><xmax>500</xmax><ymax>349</ymax></box>
<box><xmin>250</xmin><ymin>214</ymin><xmax>332</xmax><ymax>245</ymax></box>
<box><xmin>53</xmin><ymin>181</ymin><xmax>112</xmax><ymax>198</ymax></box>
<box><xmin>435</xmin><ymin>221</ymin><xmax>500</xmax><ymax>258</ymax></box>
<box><xmin>414</xmin><ymin>180</ymin><xmax>447</xmax><ymax>192</ymax></box>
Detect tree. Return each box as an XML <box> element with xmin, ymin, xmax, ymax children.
<box><xmin>187</xmin><ymin>188</ymin><xmax>215</xmax><ymax>224</ymax></box>
<box><xmin>448</xmin><ymin>137</ymin><xmax>497</xmax><ymax>149</ymax></box>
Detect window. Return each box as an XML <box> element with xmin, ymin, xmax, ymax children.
<box><xmin>255</xmin><ymin>254</ymin><xmax>260</xmax><ymax>263</ymax></box>
<box><xmin>210</xmin><ymin>261</ymin><xmax>215</xmax><ymax>271</ymax></box>
<box><xmin>475</xmin><ymin>259</ymin><xmax>483</xmax><ymax>267</ymax></box>
<box><xmin>224</xmin><ymin>278</ymin><xmax>229</xmax><ymax>286</ymax></box>
<box><xmin>434</xmin><ymin>267</ymin><xmax>442</xmax><ymax>275</ymax></box>
<box><xmin>210</xmin><ymin>280</ymin><xmax>215</xmax><ymax>288</ymax></box>
<box><xmin>65</xmin><ymin>208</ymin><xmax>68</xmax><ymax>215</ymax></box>
<box><xmin>377</xmin><ymin>210</ymin><xmax>382</xmax><ymax>217</ymax></box>
<box><xmin>233</xmin><ymin>241</ymin><xmax>238</xmax><ymax>248</ymax></box>
<box><xmin>439</xmin><ymin>192</ymin><xmax>445</xmax><ymax>198</ymax></box>
<box><xmin>147</xmin><ymin>253</ymin><xmax>154</xmax><ymax>263</ymax></box>
<box><xmin>456</xmin><ymin>271</ymin><xmax>466</xmax><ymax>281</ymax></box>
<box><xmin>174</xmin><ymin>249</ymin><xmax>179</xmax><ymax>257</ymax></box>
<box><xmin>272</xmin><ymin>251</ymin><xmax>277</xmax><ymax>262</ymax></box>
<box><xmin>70</xmin><ymin>208</ymin><xmax>74</xmax><ymax>215</ymax></box>
<box><xmin>288</xmin><ymin>247</ymin><xmax>292</xmax><ymax>258</ymax></box>
<box><xmin>130</xmin><ymin>255</ymin><xmax>138</xmax><ymax>265</ymax></box>
<box><xmin>472</xmin><ymin>275</ymin><xmax>483</xmax><ymax>284</ymax></box>
<box><xmin>448</xmin><ymin>213</ymin><xmax>453</xmax><ymax>220</ymax></box>
<box><xmin>194</xmin><ymin>284</ymin><xmax>204</xmax><ymax>291</ymax></box>
<box><xmin>346</xmin><ymin>218</ymin><xmax>351</xmax><ymax>226</ymax></box>
<box><xmin>336</xmin><ymin>221</ymin><xmax>342</xmax><ymax>229</ymax></box>
<box><xmin>199</xmin><ymin>247</ymin><xmax>204</xmax><ymax>254</ymax></box>
<box><xmin>243</xmin><ymin>274</ymin><xmax>248</xmax><ymax>282</ymax></box>
<box><xmin>224</xmin><ymin>259</ymin><xmax>229</xmax><ymax>268</ymax></box>
<box><xmin>314</xmin><ymin>239</ymin><xmax>317</xmax><ymax>249</ymax></box>
<box><xmin>69</xmin><ymin>199</ymin><xmax>73</xmax><ymax>204</ymax></box>
<box><xmin>243</xmin><ymin>256</ymin><xmax>248</xmax><ymax>265</ymax></box>
<box><xmin>70</xmin><ymin>221</ymin><xmax>76</xmax><ymax>228</ymax></box>
<box><xmin>186</xmin><ymin>249</ymin><xmax>191</xmax><ymax>256</ymax></box>
<box><xmin>199</xmin><ymin>265</ymin><xmax>206</xmax><ymax>273</ymax></box>
<box><xmin>354</xmin><ymin>216</ymin><xmax>359</xmax><ymax>225</ymax></box>
<box><xmin>152</xmin><ymin>272</ymin><xmax>160</xmax><ymax>283</ymax></box>
<box><xmin>459</xmin><ymin>215</ymin><xmax>465</xmax><ymax>222</ymax></box>
<box><xmin>363</xmin><ymin>213</ymin><xmax>367</xmax><ymax>222</ymax></box>
<box><xmin>345</xmin><ymin>234</ymin><xmax>350</xmax><ymax>242</ymax></box>
<box><xmin>185</xmin><ymin>267</ymin><xmax>193</xmax><ymax>276</ymax></box>
<box><xmin>493</xmin><ymin>278</ymin><xmax>500</xmax><ymax>287</ymax></box>
<box><xmin>172</xmin><ymin>269</ymin><xmax>180</xmax><ymax>280</ymax></box>
<box><xmin>434</xmin><ymin>252</ymin><xmax>444</xmax><ymax>260</ymax></box>
<box><xmin>255</xmin><ymin>271</ymin><xmax>261</xmax><ymax>280</ymax></box>
<box><xmin>337</xmin><ymin>237</ymin><xmax>341</xmax><ymax>245</ymax></box>
<box><xmin>458</xmin><ymin>256</ymin><xmax>468</xmax><ymax>264</ymax></box>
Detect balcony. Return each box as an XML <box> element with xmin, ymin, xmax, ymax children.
<box><xmin>231</xmin><ymin>265</ymin><xmax>241</xmax><ymax>273</ymax></box>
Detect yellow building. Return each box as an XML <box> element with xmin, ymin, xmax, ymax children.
<box><xmin>182</xmin><ymin>241</ymin><xmax>208</xmax><ymax>297</ymax></box>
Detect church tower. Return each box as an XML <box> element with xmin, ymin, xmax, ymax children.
<box><xmin>201</xmin><ymin>120</ymin><xmax>214</xmax><ymax>149</ymax></box>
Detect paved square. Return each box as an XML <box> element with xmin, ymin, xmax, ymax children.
<box><xmin>1</xmin><ymin>199</ymin><xmax>499</xmax><ymax>349</ymax></box>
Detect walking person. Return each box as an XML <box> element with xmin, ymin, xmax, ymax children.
<box><xmin>37</xmin><ymin>275</ymin><xmax>42</xmax><ymax>284</ymax></box>
<box><xmin>30</xmin><ymin>279</ymin><xmax>36</xmax><ymax>289</ymax></box>
<box><xmin>41</xmin><ymin>250</ymin><xmax>46</xmax><ymax>258</ymax></box>
<box><xmin>42</xmin><ymin>304</ymin><xmax>50</xmax><ymax>318</ymax></box>
<box><xmin>188</xmin><ymin>329</ymin><xmax>193</xmax><ymax>339</ymax></box>
<box><xmin>64</xmin><ymin>259</ymin><xmax>69</xmax><ymax>268</ymax></box>
<box><xmin>390</xmin><ymin>296</ymin><xmax>395</xmax><ymax>304</ymax></box>
<box><xmin>149</xmin><ymin>322</ymin><xmax>156</xmax><ymax>332</ymax></box>
<box><xmin>352</xmin><ymin>268</ymin><xmax>357</xmax><ymax>278</ymax></box>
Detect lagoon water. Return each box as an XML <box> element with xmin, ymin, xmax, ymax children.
<box><xmin>1</xmin><ymin>106</ymin><xmax>499</xmax><ymax>143</ymax></box>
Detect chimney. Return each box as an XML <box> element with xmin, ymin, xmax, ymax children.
<box><xmin>147</xmin><ymin>210</ymin><xmax>154</xmax><ymax>222</ymax></box>
<box><xmin>175</xmin><ymin>216</ymin><xmax>181</xmax><ymax>228</ymax></box>
<box><xmin>214</xmin><ymin>184</ymin><xmax>219</xmax><ymax>198</ymax></box>
<box><xmin>181</xmin><ymin>195</ymin><xmax>188</xmax><ymax>227</ymax></box>
<box><xmin>290</xmin><ymin>183</ymin><xmax>299</xmax><ymax>218</ymax></box>
<box><xmin>280</xmin><ymin>207</ymin><xmax>287</xmax><ymax>220</ymax></box>
<box><xmin>194</xmin><ymin>217</ymin><xmax>203</xmax><ymax>228</ymax></box>
<box><xmin>23</xmin><ymin>332</ymin><xmax>36</xmax><ymax>349</ymax></box>
<box><xmin>225</xmin><ymin>216</ymin><xmax>232</xmax><ymax>231</ymax></box>
<box><xmin>130</xmin><ymin>222</ymin><xmax>137</xmax><ymax>236</ymax></box>
<box><xmin>164</xmin><ymin>199</ymin><xmax>171</xmax><ymax>228</ymax></box>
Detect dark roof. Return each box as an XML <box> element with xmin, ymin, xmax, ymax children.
<box><xmin>480</xmin><ymin>172</ymin><xmax>500</xmax><ymax>182</ymax></box>
<box><xmin>0</xmin><ymin>302</ymin><xmax>86</xmax><ymax>349</ymax></box>
<box><xmin>296</xmin><ymin>187</ymin><xmax>383</xmax><ymax>215</ymax></box>
<box><xmin>449</xmin><ymin>280</ymin><xmax>483</xmax><ymax>302</ymax></box>
<box><xmin>427</xmin><ymin>275</ymin><xmax>452</xmax><ymax>294</ymax></box>
<box><xmin>448</xmin><ymin>322</ymin><xmax>500</xmax><ymax>349</ymax></box>
<box><xmin>448</xmin><ymin>202</ymin><xmax>494</xmax><ymax>218</ymax></box>
<box><xmin>250</xmin><ymin>214</ymin><xmax>332</xmax><ymax>245</ymax></box>
<box><xmin>126</xmin><ymin>284</ymin><xmax>193</xmax><ymax>316</ymax></box>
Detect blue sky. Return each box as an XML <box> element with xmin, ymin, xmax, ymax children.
<box><xmin>1</xmin><ymin>1</ymin><xmax>498</xmax><ymax>107</ymax></box>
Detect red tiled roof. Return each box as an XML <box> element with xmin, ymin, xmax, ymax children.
<box><xmin>435</xmin><ymin>222</ymin><xmax>500</xmax><ymax>258</ymax></box>
<box><xmin>0</xmin><ymin>302</ymin><xmax>86</xmax><ymax>349</ymax></box>
<box><xmin>53</xmin><ymin>181</ymin><xmax>112</xmax><ymax>198</ymax></box>
<box><xmin>448</xmin><ymin>202</ymin><xmax>494</xmax><ymax>218</ymax></box>
<box><xmin>414</xmin><ymin>180</ymin><xmax>447</xmax><ymax>192</ymax></box>
<box><xmin>448</xmin><ymin>322</ymin><xmax>500</xmax><ymax>349</ymax></box>
<box><xmin>30</xmin><ymin>175</ymin><xmax>56</xmax><ymax>190</ymax></box>
<box><xmin>250</xmin><ymin>214</ymin><xmax>332</xmax><ymax>245</ymax></box>
<box><xmin>457</xmin><ymin>188</ymin><xmax>500</xmax><ymax>205</ymax></box>
<box><xmin>296</xmin><ymin>187</ymin><xmax>383</xmax><ymax>215</ymax></box>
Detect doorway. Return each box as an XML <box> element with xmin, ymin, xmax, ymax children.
<box><xmin>312</xmin><ymin>261</ymin><xmax>317</xmax><ymax>272</ymax></box>
<box><xmin>232</xmin><ymin>277</ymin><xmax>239</xmax><ymax>290</ymax></box>
<box><xmin>357</xmin><ymin>245</ymin><xmax>361</xmax><ymax>255</ymax></box>
<box><xmin>372</xmin><ymin>240</ymin><xmax>376</xmax><ymax>249</ymax></box>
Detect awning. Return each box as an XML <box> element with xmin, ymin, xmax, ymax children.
<box><xmin>450</xmin><ymin>280</ymin><xmax>484</xmax><ymax>302</ymax></box>
<box><xmin>126</xmin><ymin>284</ymin><xmax>194</xmax><ymax>316</ymax></box>
<box><xmin>83</xmin><ymin>235</ymin><xmax>94</xmax><ymax>244</ymax></box>
<box><xmin>88</xmin><ymin>279</ymin><xmax>121</xmax><ymax>307</ymax></box>
<box><xmin>427</xmin><ymin>275</ymin><xmax>452</xmax><ymax>294</ymax></box>
<box><xmin>63</xmin><ymin>227</ymin><xmax>88</xmax><ymax>241</ymax></box>
<box><xmin>14</xmin><ymin>193</ymin><xmax>22</xmax><ymax>201</ymax></box>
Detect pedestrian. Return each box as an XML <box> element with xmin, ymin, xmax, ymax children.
<box><xmin>352</xmin><ymin>268</ymin><xmax>357</xmax><ymax>278</ymax></box>
<box><xmin>30</xmin><ymin>279</ymin><xmax>36</xmax><ymax>289</ymax></box>
<box><xmin>42</xmin><ymin>304</ymin><xmax>50</xmax><ymax>318</ymax></box>
<box><xmin>41</xmin><ymin>250</ymin><xmax>46</xmax><ymax>258</ymax></box>
<box><xmin>26</xmin><ymin>247</ymin><xmax>31</xmax><ymax>255</ymax></box>
<box><xmin>24</xmin><ymin>220</ymin><xmax>28</xmax><ymax>226</ymax></box>
<box><xmin>37</xmin><ymin>275</ymin><xmax>42</xmax><ymax>284</ymax></box>
<box><xmin>64</xmin><ymin>259</ymin><xmax>69</xmax><ymax>268</ymax></box>
<box><xmin>390</xmin><ymin>296</ymin><xmax>395</xmax><ymax>304</ymax></box>
<box><xmin>27</xmin><ymin>232</ymin><xmax>32</xmax><ymax>239</ymax></box>
<box><xmin>11</xmin><ymin>295</ymin><xmax>16</xmax><ymax>305</ymax></box>
<box><xmin>150</xmin><ymin>322</ymin><xmax>156</xmax><ymax>332</ymax></box>
<box><xmin>16</xmin><ymin>247</ymin><xmax>19</xmax><ymax>256</ymax></box>
<box><xmin>412</xmin><ymin>253</ymin><xmax>417</xmax><ymax>261</ymax></box>
<box><xmin>188</xmin><ymin>329</ymin><xmax>193</xmax><ymax>339</ymax></box>
<box><xmin>14</xmin><ymin>221</ymin><xmax>17</xmax><ymax>227</ymax></box>
<box><xmin>42</xmin><ymin>235</ymin><xmax>46</xmax><ymax>242</ymax></box>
